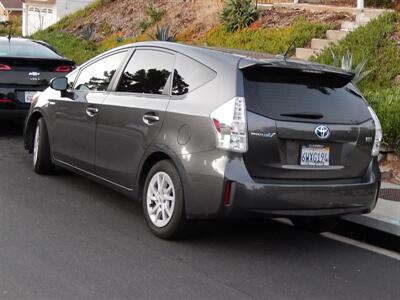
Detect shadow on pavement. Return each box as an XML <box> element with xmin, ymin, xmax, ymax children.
<box><xmin>0</xmin><ymin>121</ymin><xmax>24</xmax><ymax>137</ymax></box>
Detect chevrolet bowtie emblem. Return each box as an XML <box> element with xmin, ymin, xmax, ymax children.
<box><xmin>29</xmin><ymin>72</ymin><xmax>40</xmax><ymax>77</ymax></box>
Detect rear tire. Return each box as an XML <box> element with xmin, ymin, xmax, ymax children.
<box><xmin>291</xmin><ymin>217</ymin><xmax>339</xmax><ymax>233</ymax></box>
<box><xmin>33</xmin><ymin>118</ymin><xmax>54</xmax><ymax>174</ymax></box>
<box><xmin>142</xmin><ymin>160</ymin><xmax>189</xmax><ymax>239</ymax></box>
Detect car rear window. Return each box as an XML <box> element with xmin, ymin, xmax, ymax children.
<box><xmin>242</xmin><ymin>67</ymin><xmax>371</xmax><ymax>125</ymax></box>
<box><xmin>0</xmin><ymin>40</ymin><xmax>61</xmax><ymax>59</ymax></box>
<box><xmin>172</xmin><ymin>53</ymin><xmax>216</xmax><ymax>96</ymax></box>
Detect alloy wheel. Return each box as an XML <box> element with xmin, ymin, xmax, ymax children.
<box><xmin>146</xmin><ymin>171</ymin><xmax>176</xmax><ymax>228</ymax></box>
<box><xmin>33</xmin><ymin>124</ymin><xmax>40</xmax><ymax>167</ymax></box>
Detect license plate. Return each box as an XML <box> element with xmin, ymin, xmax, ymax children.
<box><xmin>300</xmin><ymin>145</ymin><xmax>330</xmax><ymax>166</ymax></box>
<box><xmin>24</xmin><ymin>91</ymin><xmax>37</xmax><ymax>103</ymax></box>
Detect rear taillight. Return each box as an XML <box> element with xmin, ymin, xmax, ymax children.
<box><xmin>55</xmin><ymin>65</ymin><xmax>72</xmax><ymax>73</ymax></box>
<box><xmin>0</xmin><ymin>64</ymin><xmax>12</xmax><ymax>71</ymax></box>
<box><xmin>0</xmin><ymin>99</ymin><xmax>13</xmax><ymax>103</ymax></box>
<box><xmin>210</xmin><ymin>97</ymin><xmax>248</xmax><ymax>153</ymax></box>
<box><xmin>368</xmin><ymin>106</ymin><xmax>382</xmax><ymax>157</ymax></box>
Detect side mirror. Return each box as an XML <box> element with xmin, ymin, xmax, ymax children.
<box><xmin>50</xmin><ymin>77</ymin><xmax>68</xmax><ymax>91</ymax></box>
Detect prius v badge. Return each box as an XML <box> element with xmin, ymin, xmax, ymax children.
<box><xmin>250</xmin><ymin>132</ymin><xmax>276</xmax><ymax>138</ymax></box>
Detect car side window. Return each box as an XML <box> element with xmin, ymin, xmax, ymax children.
<box><xmin>172</xmin><ymin>54</ymin><xmax>216</xmax><ymax>96</ymax></box>
<box><xmin>74</xmin><ymin>51</ymin><xmax>127</xmax><ymax>91</ymax></box>
<box><xmin>117</xmin><ymin>49</ymin><xmax>174</xmax><ymax>95</ymax></box>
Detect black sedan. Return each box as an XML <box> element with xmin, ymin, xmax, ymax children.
<box><xmin>0</xmin><ymin>37</ymin><xmax>75</xmax><ymax>123</ymax></box>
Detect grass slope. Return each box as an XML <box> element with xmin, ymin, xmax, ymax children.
<box><xmin>200</xmin><ymin>18</ymin><xmax>333</xmax><ymax>55</ymax></box>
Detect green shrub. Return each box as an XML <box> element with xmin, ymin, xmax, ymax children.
<box><xmin>139</xmin><ymin>4</ymin><xmax>165</xmax><ymax>33</ymax></box>
<box><xmin>220</xmin><ymin>0</ymin><xmax>258</xmax><ymax>32</ymax></box>
<box><xmin>202</xmin><ymin>18</ymin><xmax>332</xmax><ymax>55</ymax></box>
<box><xmin>364</xmin><ymin>88</ymin><xmax>400</xmax><ymax>153</ymax></box>
<box><xmin>0</xmin><ymin>16</ymin><xmax>22</xmax><ymax>37</ymax></box>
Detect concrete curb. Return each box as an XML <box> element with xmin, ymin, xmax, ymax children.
<box><xmin>342</xmin><ymin>182</ymin><xmax>400</xmax><ymax>237</ymax></box>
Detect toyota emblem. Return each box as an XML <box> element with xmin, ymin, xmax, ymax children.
<box><xmin>315</xmin><ymin>125</ymin><xmax>330</xmax><ymax>139</ymax></box>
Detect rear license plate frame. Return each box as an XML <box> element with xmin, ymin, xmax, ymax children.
<box><xmin>300</xmin><ymin>144</ymin><xmax>330</xmax><ymax>166</ymax></box>
<box><xmin>24</xmin><ymin>91</ymin><xmax>37</xmax><ymax>103</ymax></box>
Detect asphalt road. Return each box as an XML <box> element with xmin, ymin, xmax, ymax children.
<box><xmin>0</xmin><ymin>123</ymin><xmax>399</xmax><ymax>300</ymax></box>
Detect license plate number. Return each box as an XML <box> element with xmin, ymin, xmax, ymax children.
<box><xmin>24</xmin><ymin>91</ymin><xmax>37</xmax><ymax>103</ymax></box>
<box><xmin>300</xmin><ymin>145</ymin><xmax>330</xmax><ymax>166</ymax></box>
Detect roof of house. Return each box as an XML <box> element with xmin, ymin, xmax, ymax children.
<box><xmin>1</xmin><ymin>0</ymin><xmax>23</xmax><ymax>10</ymax></box>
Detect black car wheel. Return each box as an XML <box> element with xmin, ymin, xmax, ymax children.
<box><xmin>291</xmin><ymin>217</ymin><xmax>340</xmax><ymax>233</ymax></box>
<box><xmin>142</xmin><ymin>160</ymin><xmax>189</xmax><ymax>239</ymax></box>
<box><xmin>33</xmin><ymin>118</ymin><xmax>54</xmax><ymax>174</ymax></box>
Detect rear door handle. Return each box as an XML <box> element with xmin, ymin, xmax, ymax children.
<box><xmin>143</xmin><ymin>113</ymin><xmax>160</xmax><ymax>125</ymax></box>
<box><xmin>86</xmin><ymin>107</ymin><xmax>99</xmax><ymax>117</ymax></box>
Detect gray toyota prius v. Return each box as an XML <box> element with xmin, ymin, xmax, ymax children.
<box><xmin>24</xmin><ymin>42</ymin><xmax>382</xmax><ymax>239</ymax></box>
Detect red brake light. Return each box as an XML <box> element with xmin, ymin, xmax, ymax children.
<box><xmin>55</xmin><ymin>65</ymin><xmax>72</xmax><ymax>73</ymax></box>
<box><xmin>213</xmin><ymin>118</ymin><xmax>221</xmax><ymax>133</ymax></box>
<box><xmin>223</xmin><ymin>180</ymin><xmax>232</xmax><ymax>206</ymax></box>
<box><xmin>0</xmin><ymin>99</ymin><xmax>13</xmax><ymax>103</ymax></box>
<box><xmin>0</xmin><ymin>64</ymin><xmax>12</xmax><ymax>71</ymax></box>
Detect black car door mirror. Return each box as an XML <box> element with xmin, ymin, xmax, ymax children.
<box><xmin>50</xmin><ymin>77</ymin><xmax>68</xmax><ymax>91</ymax></box>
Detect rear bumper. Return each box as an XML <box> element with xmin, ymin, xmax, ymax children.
<box><xmin>228</xmin><ymin>177</ymin><xmax>379</xmax><ymax>217</ymax></box>
<box><xmin>180</xmin><ymin>150</ymin><xmax>380</xmax><ymax>218</ymax></box>
<box><xmin>226</xmin><ymin>159</ymin><xmax>380</xmax><ymax>217</ymax></box>
<box><xmin>0</xmin><ymin>108</ymin><xmax>29</xmax><ymax>122</ymax></box>
<box><xmin>0</xmin><ymin>85</ymin><xmax>43</xmax><ymax>122</ymax></box>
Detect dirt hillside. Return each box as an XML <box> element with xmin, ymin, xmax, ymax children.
<box><xmin>63</xmin><ymin>0</ymin><xmax>223</xmax><ymax>42</ymax></box>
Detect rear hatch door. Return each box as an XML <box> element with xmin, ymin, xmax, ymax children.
<box><xmin>242</xmin><ymin>64</ymin><xmax>375</xmax><ymax>180</ymax></box>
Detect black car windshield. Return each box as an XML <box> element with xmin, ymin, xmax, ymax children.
<box><xmin>0</xmin><ymin>39</ymin><xmax>61</xmax><ymax>59</ymax></box>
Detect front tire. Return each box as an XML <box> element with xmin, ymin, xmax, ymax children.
<box><xmin>142</xmin><ymin>160</ymin><xmax>189</xmax><ymax>239</ymax></box>
<box><xmin>33</xmin><ymin>118</ymin><xmax>54</xmax><ymax>174</ymax></box>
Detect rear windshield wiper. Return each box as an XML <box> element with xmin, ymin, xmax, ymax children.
<box><xmin>280</xmin><ymin>112</ymin><xmax>324</xmax><ymax>120</ymax></box>
<box><xmin>345</xmin><ymin>87</ymin><xmax>363</xmax><ymax>99</ymax></box>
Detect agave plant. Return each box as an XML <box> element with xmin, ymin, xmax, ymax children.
<box><xmin>152</xmin><ymin>25</ymin><xmax>177</xmax><ymax>42</ymax></box>
<box><xmin>330</xmin><ymin>49</ymin><xmax>374</xmax><ymax>85</ymax></box>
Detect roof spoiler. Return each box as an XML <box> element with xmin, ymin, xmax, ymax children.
<box><xmin>239</xmin><ymin>59</ymin><xmax>355</xmax><ymax>82</ymax></box>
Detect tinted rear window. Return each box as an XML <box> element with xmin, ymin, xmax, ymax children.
<box><xmin>172</xmin><ymin>54</ymin><xmax>216</xmax><ymax>96</ymax></box>
<box><xmin>243</xmin><ymin>67</ymin><xmax>371</xmax><ymax>125</ymax></box>
<box><xmin>0</xmin><ymin>40</ymin><xmax>61</xmax><ymax>59</ymax></box>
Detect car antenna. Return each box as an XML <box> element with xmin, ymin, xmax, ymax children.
<box><xmin>282</xmin><ymin>39</ymin><xmax>296</xmax><ymax>62</ymax></box>
<box><xmin>7</xmin><ymin>21</ymin><xmax>12</xmax><ymax>43</ymax></box>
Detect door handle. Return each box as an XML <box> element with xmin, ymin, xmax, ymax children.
<box><xmin>143</xmin><ymin>113</ymin><xmax>160</xmax><ymax>125</ymax></box>
<box><xmin>86</xmin><ymin>107</ymin><xmax>99</xmax><ymax>117</ymax></box>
